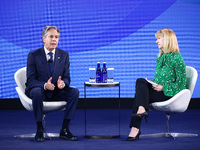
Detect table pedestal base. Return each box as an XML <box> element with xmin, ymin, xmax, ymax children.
<box><xmin>85</xmin><ymin>135</ymin><xmax>120</xmax><ymax>139</ymax></box>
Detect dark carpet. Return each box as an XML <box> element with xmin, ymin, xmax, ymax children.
<box><xmin>0</xmin><ymin>109</ymin><xmax>200</xmax><ymax>150</ymax></box>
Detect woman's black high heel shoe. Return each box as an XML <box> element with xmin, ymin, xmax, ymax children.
<box><xmin>126</xmin><ymin>130</ymin><xmax>141</xmax><ymax>141</ymax></box>
<box><xmin>137</xmin><ymin>112</ymin><xmax>148</xmax><ymax>122</ymax></box>
<box><xmin>132</xmin><ymin>111</ymin><xmax>148</xmax><ymax>122</ymax></box>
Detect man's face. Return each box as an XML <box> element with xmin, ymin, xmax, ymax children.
<box><xmin>43</xmin><ymin>29</ymin><xmax>59</xmax><ymax>51</ymax></box>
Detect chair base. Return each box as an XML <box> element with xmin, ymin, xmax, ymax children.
<box><xmin>140</xmin><ymin>132</ymin><xmax>198</xmax><ymax>139</ymax></box>
<box><xmin>14</xmin><ymin>133</ymin><xmax>60</xmax><ymax>139</ymax></box>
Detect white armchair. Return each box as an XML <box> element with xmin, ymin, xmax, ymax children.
<box><xmin>14</xmin><ymin>67</ymin><xmax>67</xmax><ymax>138</ymax></box>
<box><xmin>141</xmin><ymin>66</ymin><xmax>198</xmax><ymax>139</ymax></box>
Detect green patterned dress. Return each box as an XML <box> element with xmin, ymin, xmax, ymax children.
<box><xmin>152</xmin><ymin>52</ymin><xmax>186</xmax><ymax>97</ymax></box>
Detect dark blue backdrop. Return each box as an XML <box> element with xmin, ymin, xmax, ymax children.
<box><xmin>0</xmin><ymin>0</ymin><xmax>199</xmax><ymax>98</ymax></box>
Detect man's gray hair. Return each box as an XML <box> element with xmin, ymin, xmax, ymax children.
<box><xmin>42</xmin><ymin>26</ymin><xmax>60</xmax><ymax>37</ymax></box>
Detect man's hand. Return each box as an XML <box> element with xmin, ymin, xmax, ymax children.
<box><xmin>57</xmin><ymin>76</ymin><xmax>65</xmax><ymax>89</ymax></box>
<box><xmin>45</xmin><ymin>77</ymin><xmax>55</xmax><ymax>91</ymax></box>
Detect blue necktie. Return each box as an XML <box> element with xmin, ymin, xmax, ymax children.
<box><xmin>48</xmin><ymin>52</ymin><xmax>54</xmax><ymax>76</ymax></box>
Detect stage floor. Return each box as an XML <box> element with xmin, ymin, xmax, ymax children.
<box><xmin>0</xmin><ymin>109</ymin><xmax>200</xmax><ymax>150</ymax></box>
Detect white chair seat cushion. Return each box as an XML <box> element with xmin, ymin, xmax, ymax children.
<box><xmin>150</xmin><ymin>89</ymin><xmax>191</xmax><ymax>113</ymax></box>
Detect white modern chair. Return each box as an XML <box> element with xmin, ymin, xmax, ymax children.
<box><xmin>14</xmin><ymin>67</ymin><xmax>67</xmax><ymax>139</ymax></box>
<box><xmin>141</xmin><ymin>66</ymin><xmax>198</xmax><ymax>139</ymax></box>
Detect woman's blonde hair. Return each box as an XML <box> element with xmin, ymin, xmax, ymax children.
<box><xmin>155</xmin><ymin>28</ymin><xmax>179</xmax><ymax>57</ymax></box>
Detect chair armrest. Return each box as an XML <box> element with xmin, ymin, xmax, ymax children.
<box><xmin>16</xmin><ymin>87</ymin><xmax>33</xmax><ymax>111</ymax></box>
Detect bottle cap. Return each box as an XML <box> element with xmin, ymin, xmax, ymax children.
<box><xmin>89</xmin><ymin>68</ymin><xmax>95</xmax><ymax>70</ymax></box>
<box><xmin>107</xmin><ymin>68</ymin><xmax>114</xmax><ymax>70</ymax></box>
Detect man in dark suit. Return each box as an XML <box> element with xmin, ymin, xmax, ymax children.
<box><xmin>25</xmin><ymin>26</ymin><xmax>79</xmax><ymax>142</ymax></box>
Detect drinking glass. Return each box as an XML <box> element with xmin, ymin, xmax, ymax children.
<box><xmin>89</xmin><ymin>68</ymin><xmax>96</xmax><ymax>83</ymax></box>
<box><xmin>107</xmin><ymin>68</ymin><xmax>114</xmax><ymax>83</ymax></box>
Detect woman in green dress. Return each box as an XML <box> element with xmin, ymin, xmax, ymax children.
<box><xmin>126</xmin><ymin>28</ymin><xmax>186</xmax><ymax>141</ymax></box>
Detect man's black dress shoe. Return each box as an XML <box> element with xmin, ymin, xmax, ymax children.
<box><xmin>35</xmin><ymin>129</ymin><xmax>45</xmax><ymax>142</ymax></box>
<box><xmin>59</xmin><ymin>128</ymin><xmax>78</xmax><ymax>141</ymax></box>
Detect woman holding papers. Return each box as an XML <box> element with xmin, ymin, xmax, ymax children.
<box><xmin>126</xmin><ymin>28</ymin><xmax>186</xmax><ymax>141</ymax></box>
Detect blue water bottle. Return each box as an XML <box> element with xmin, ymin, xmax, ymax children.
<box><xmin>102</xmin><ymin>62</ymin><xmax>107</xmax><ymax>83</ymax></box>
<box><xmin>96</xmin><ymin>62</ymin><xmax>101</xmax><ymax>83</ymax></box>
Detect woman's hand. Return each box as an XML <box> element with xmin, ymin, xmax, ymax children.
<box><xmin>152</xmin><ymin>84</ymin><xmax>163</xmax><ymax>92</ymax></box>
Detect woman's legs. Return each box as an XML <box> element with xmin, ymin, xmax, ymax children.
<box><xmin>128</xmin><ymin>78</ymin><xmax>150</xmax><ymax>138</ymax></box>
<box><xmin>128</xmin><ymin>78</ymin><xmax>171</xmax><ymax>139</ymax></box>
<box><xmin>129</xmin><ymin>78</ymin><xmax>150</xmax><ymax>129</ymax></box>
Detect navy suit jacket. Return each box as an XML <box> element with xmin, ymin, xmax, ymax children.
<box><xmin>25</xmin><ymin>47</ymin><xmax>71</xmax><ymax>96</ymax></box>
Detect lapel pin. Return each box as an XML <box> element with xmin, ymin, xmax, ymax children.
<box><xmin>58</xmin><ymin>57</ymin><xmax>60</xmax><ymax>59</ymax></box>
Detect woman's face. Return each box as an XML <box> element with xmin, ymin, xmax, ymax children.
<box><xmin>156</xmin><ymin>36</ymin><xmax>164</xmax><ymax>50</ymax></box>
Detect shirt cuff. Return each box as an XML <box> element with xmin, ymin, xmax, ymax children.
<box><xmin>63</xmin><ymin>83</ymin><xmax>66</xmax><ymax>89</ymax></box>
<box><xmin>44</xmin><ymin>83</ymin><xmax>47</xmax><ymax>90</ymax></box>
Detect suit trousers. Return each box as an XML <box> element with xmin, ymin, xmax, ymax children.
<box><xmin>29</xmin><ymin>87</ymin><xmax>79</xmax><ymax>122</ymax></box>
<box><xmin>129</xmin><ymin>78</ymin><xmax>171</xmax><ymax>128</ymax></box>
